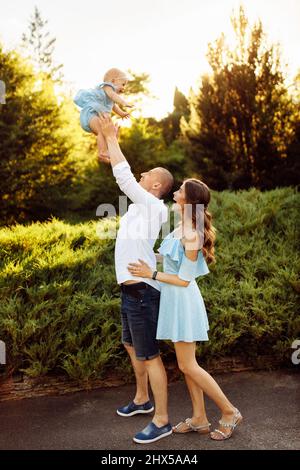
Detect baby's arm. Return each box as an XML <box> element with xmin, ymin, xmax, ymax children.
<box><xmin>112</xmin><ymin>104</ymin><xmax>130</xmax><ymax>118</ymax></box>
<box><xmin>103</xmin><ymin>86</ymin><xmax>133</xmax><ymax>108</ymax></box>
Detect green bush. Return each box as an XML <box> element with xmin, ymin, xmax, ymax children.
<box><xmin>197</xmin><ymin>186</ymin><xmax>300</xmax><ymax>364</ymax></box>
<box><xmin>0</xmin><ymin>187</ymin><xmax>299</xmax><ymax>381</ymax></box>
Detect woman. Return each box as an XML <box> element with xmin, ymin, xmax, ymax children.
<box><xmin>128</xmin><ymin>178</ymin><xmax>242</xmax><ymax>441</ymax></box>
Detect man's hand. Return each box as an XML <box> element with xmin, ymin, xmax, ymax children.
<box><xmin>99</xmin><ymin>114</ymin><xmax>126</xmax><ymax>167</ymax></box>
<box><xmin>127</xmin><ymin>259</ymin><xmax>153</xmax><ymax>279</ymax></box>
<box><xmin>99</xmin><ymin>114</ymin><xmax>118</xmax><ymax>140</ymax></box>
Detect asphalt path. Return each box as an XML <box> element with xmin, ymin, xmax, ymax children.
<box><xmin>0</xmin><ymin>370</ymin><xmax>299</xmax><ymax>451</ymax></box>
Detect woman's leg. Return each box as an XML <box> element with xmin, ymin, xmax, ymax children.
<box><xmin>89</xmin><ymin>116</ymin><xmax>110</xmax><ymax>162</ymax></box>
<box><xmin>184</xmin><ymin>374</ymin><xmax>209</xmax><ymax>424</ymax></box>
<box><xmin>174</xmin><ymin>342</ymin><xmax>239</xmax><ymax>438</ymax></box>
<box><xmin>174</xmin><ymin>372</ymin><xmax>210</xmax><ymax>432</ymax></box>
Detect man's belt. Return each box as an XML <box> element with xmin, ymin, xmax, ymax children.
<box><xmin>121</xmin><ymin>282</ymin><xmax>149</xmax><ymax>298</ymax></box>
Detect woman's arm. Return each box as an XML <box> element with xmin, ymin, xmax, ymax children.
<box><xmin>155</xmin><ymin>253</ymin><xmax>163</xmax><ymax>263</ymax></box>
<box><xmin>128</xmin><ymin>237</ymin><xmax>200</xmax><ymax>287</ymax></box>
<box><xmin>155</xmin><ymin>271</ymin><xmax>189</xmax><ymax>287</ymax></box>
<box><xmin>127</xmin><ymin>259</ymin><xmax>191</xmax><ymax>287</ymax></box>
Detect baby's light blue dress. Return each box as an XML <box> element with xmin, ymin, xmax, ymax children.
<box><xmin>156</xmin><ymin>230</ymin><xmax>210</xmax><ymax>342</ymax></box>
<box><xmin>73</xmin><ymin>82</ymin><xmax>116</xmax><ymax>132</ymax></box>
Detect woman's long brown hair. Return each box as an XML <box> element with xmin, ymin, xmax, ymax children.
<box><xmin>183</xmin><ymin>178</ymin><xmax>216</xmax><ymax>264</ymax></box>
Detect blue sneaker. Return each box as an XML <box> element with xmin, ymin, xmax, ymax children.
<box><xmin>116</xmin><ymin>400</ymin><xmax>154</xmax><ymax>417</ymax></box>
<box><xmin>133</xmin><ymin>421</ymin><xmax>173</xmax><ymax>444</ymax></box>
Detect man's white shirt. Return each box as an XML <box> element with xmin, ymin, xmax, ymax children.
<box><xmin>113</xmin><ymin>161</ymin><xmax>168</xmax><ymax>291</ymax></box>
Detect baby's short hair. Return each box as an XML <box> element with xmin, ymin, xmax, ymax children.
<box><xmin>104</xmin><ymin>68</ymin><xmax>128</xmax><ymax>82</ymax></box>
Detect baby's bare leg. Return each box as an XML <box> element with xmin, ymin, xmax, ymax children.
<box><xmin>89</xmin><ymin>116</ymin><xmax>110</xmax><ymax>163</ymax></box>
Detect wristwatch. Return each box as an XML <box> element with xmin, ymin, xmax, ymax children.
<box><xmin>152</xmin><ymin>270</ymin><xmax>158</xmax><ymax>280</ymax></box>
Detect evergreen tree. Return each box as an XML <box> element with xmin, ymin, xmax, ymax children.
<box><xmin>22</xmin><ymin>6</ymin><xmax>63</xmax><ymax>82</ymax></box>
<box><xmin>120</xmin><ymin>69</ymin><xmax>154</xmax><ymax>116</ymax></box>
<box><xmin>278</xmin><ymin>71</ymin><xmax>300</xmax><ymax>186</ymax></box>
<box><xmin>125</xmin><ymin>70</ymin><xmax>151</xmax><ymax>97</ymax></box>
<box><xmin>161</xmin><ymin>87</ymin><xmax>189</xmax><ymax>145</ymax></box>
<box><xmin>182</xmin><ymin>6</ymin><xmax>297</xmax><ymax>190</ymax></box>
<box><xmin>0</xmin><ymin>45</ymin><xmax>74</xmax><ymax>225</ymax></box>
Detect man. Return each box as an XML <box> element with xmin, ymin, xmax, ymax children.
<box><xmin>99</xmin><ymin>114</ymin><xmax>174</xmax><ymax>444</ymax></box>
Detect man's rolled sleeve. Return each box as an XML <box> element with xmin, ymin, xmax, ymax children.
<box><xmin>112</xmin><ymin>161</ymin><xmax>163</xmax><ymax>208</ymax></box>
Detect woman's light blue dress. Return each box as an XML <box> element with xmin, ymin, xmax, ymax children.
<box><xmin>73</xmin><ymin>82</ymin><xmax>116</xmax><ymax>132</ymax></box>
<box><xmin>156</xmin><ymin>230</ymin><xmax>210</xmax><ymax>342</ymax></box>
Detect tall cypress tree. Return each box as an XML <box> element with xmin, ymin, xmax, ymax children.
<box><xmin>182</xmin><ymin>6</ymin><xmax>296</xmax><ymax>190</ymax></box>
<box><xmin>161</xmin><ymin>87</ymin><xmax>190</xmax><ymax>145</ymax></box>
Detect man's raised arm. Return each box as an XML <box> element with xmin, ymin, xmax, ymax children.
<box><xmin>99</xmin><ymin>114</ymin><xmax>161</xmax><ymax>208</ymax></box>
<box><xmin>99</xmin><ymin>114</ymin><xmax>126</xmax><ymax>168</ymax></box>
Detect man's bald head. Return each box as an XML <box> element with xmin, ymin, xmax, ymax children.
<box><xmin>151</xmin><ymin>167</ymin><xmax>174</xmax><ymax>198</ymax></box>
<box><xmin>139</xmin><ymin>167</ymin><xmax>174</xmax><ymax>198</ymax></box>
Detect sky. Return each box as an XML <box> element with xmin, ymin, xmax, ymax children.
<box><xmin>1</xmin><ymin>0</ymin><xmax>300</xmax><ymax>118</ymax></box>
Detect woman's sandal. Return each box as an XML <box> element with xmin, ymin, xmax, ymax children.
<box><xmin>210</xmin><ymin>409</ymin><xmax>243</xmax><ymax>440</ymax></box>
<box><xmin>173</xmin><ymin>418</ymin><xmax>211</xmax><ymax>434</ymax></box>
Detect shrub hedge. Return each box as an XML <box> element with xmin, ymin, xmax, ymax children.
<box><xmin>0</xmin><ymin>187</ymin><xmax>299</xmax><ymax>381</ymax></box>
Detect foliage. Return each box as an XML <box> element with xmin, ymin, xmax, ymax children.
<box><xmin>0</xmin><ymin>218</ymin><xmax>122</xmax><ymax>379</ymax></box>
<box><xmin>160</xmin><ymin>87</ymin><xmax>190</xmax><ymax>146</ymax></box>
<box><xmin>1</xmin><ymin>5</ymin><xmax>299</xmax><ymax>228</ymax></box>
<box><xmin>0</xmin><ymin>45</ymin><xmax>76</xmax><ymax>225</ymax></box>
<box><xmin>124</xmin><ymin>70</ymin><xmax>151</xmax><ymax>97</ymax></box>
<box><xmin>119</xmin><ymin>117</ymin><xmax>185</xmax><ymax>190</ymax></box>
<box><xmin>0</xmin><ymin>188</ymin><xmax>299</xmax><ymax>381</ymax></box>
<box><xmin>182</xmin><ymin>6</ymin><xmax>299</xmax><ymax>190</ymax></box>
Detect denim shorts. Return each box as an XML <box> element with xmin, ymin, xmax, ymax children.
<box><xmin>121</xmin><ymin>283</ymin><xmax>160</xmax><ymax>361</ymax></box>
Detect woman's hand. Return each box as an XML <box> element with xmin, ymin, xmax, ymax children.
<box><xmin>127</xmin><ymin>259</ymin><xmax>153</xmax><ymax>278</ymax></box>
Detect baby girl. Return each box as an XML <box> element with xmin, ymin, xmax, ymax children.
<box><xmin>74</xmin><ymin>68</ymin><xmax>133</xmax><ymax>163</ymax></box>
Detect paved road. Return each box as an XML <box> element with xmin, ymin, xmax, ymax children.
<box><xmin>0</xmin><ymin>370</ymin><xmax>299</xmax><ymax>450</ymax></box>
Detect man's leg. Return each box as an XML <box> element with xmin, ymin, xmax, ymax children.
<box><xmin>122</xmin><ymin>285</ymin><xmax>171</xmax><ymax>442</ymax></box>
<box><xmin>144</xmin><ymin>355</ymin><xmax>169</xmax><ymax>427</ymax></box>
<box><xmin>133</xmin><ymin>354</ymin><xmax>171</xmax><ymax>443</ymax></box>
<box><xmin>124</xmin><ymin>343</ymin><xmax>150</xmax><ymax>404</ymax></box>
<box><xmin>118</xmin><ymin>290</ymin><xmax>153</xmax><ymax>414</ymax></box>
